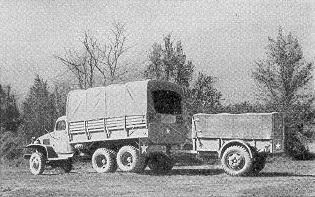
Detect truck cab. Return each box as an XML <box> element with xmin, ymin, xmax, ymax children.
<box><xmin>23</xmin><ymin>116</ymin><xmax>74</xmax><ymax>175</ymax></box>
<box><xmin>33</xmin><ymin>116</ymin><xmax>72</xmax><ymax>154</ymax></box>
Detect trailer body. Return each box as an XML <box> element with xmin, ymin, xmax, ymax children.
<box><xmin>192</xmin><ymin>112</ymin><xmax>284</xmax><ymax>154</ymax></box>
<box><xmin>189</xmin><ymin>112</ymin><xmax>284</xmax><ymax>176</ymax></box>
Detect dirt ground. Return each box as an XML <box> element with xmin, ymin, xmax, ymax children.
<box><xmin>1</xmin><ymin>158</ymin><xmax>315</xmax><ymax>197</ymax></box>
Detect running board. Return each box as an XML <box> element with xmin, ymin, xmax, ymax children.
<box><xmin>47</xmin><ymin>153</ymin><xmax>74</xmax><ymax>161</ymax></box>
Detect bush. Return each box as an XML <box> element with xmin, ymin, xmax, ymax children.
<box><xmin>0</xmin><ymin>131</ymin><xmax>25</xmax><ymax>160</ymax></box>
<box><xmin>285</xmin><ymin>128</ymin><xmax>311</xmax><ymax>160</ymax></box>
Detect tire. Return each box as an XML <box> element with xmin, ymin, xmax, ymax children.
<box><xmin>60</xmin><ymin>159</ymin><xmax>73</xmax><ymax>173</ymax></box>
<box><xmin>250</xmin><ymin>154</ymin><xmax>267</xmax><ymax>176</ymax></box>
<box><xmin>29</xmin><ymin>152</ymin><xmax>46</xmax><ymax>175</ymax></box>
<box><xmin>148</xmin><ymin>152</ymin><xmax>174</xmax><ymax>174</ymax></box>
<box><xmin>116</xmin><ymin>145</ymin><xmax>145</xmax><ymax>173</ymax></box>
<box><xmin>92</xmin><ymin>148</ymin><xmax>117</xmax><ymax>173</ymax></box>
<box><xmin>221</xmin><ymin>145</ymin><xmax>253</xmax><ymax>176</ymax></box>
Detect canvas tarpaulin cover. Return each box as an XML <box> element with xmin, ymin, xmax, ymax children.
<box><xmin>66</xmin><ymin>80</ymin><xmax>148</xmax><ymax>122</ymax></box>
<box><xmin>193</xmin><ymin>112</ymin><xmax>280</xmax><ymax>139</ymax></box>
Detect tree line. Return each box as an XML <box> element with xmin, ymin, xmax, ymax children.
<box><xmin>0</xmin><ymin>25</ymin><xmax>314</xmax><ymax>161</ymax></box>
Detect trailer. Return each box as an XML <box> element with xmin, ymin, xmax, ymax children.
<box><xmin>191</xmin><ymin>112</ymin><xmax>284</xmax><ymax>176</ymax></box>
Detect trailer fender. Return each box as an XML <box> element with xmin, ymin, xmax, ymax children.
<box><xmin>218</xmin><ymin>140</ymin><xmax>254</xmax><ymax>159</ymax></box>
<box><xmin>24</xmin><ymin>144</ymin><xmax>58</xmax><ymax>160</ymax></box>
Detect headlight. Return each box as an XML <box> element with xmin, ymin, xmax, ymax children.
<box><xmin>34</xmin><ymin>139</ymin><xmax>40</xmax><ymax>144</ymax></box>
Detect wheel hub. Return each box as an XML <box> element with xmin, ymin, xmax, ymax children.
<box><xmin>228</xmin><ymin>153</ymin><xmax>243</xmax><ymax>168</ymax></box>
<box><xmin>32</xmin><ymin>158</ymin><xmax>39</xmax><ymax>170</ymax></box>
<box><xmin>96</xmin><ymin>155</ymin><xmax>107</xmax><ymax>168</ymax></box>
<box><xmin>122</xmin><ymin>153</ymin><xmax>133</xmax><ymax>167</ymax></box>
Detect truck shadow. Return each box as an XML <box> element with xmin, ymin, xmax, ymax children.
<box><xmin>41</xmin><ymin>169</ymin><xmax>314</xmax><ymax>178</ymax></box>
<box><xmin>256</xmin><ymin>172</ymin><xmax>315</xmax><ymax>177</ymax></box>
<box><xmin>141</xmin><ymin>168</ymin><xmax>225</xmax><ymax>176</ymax></box>
<box><xmin>43</xmin><ymin>171</ymin><xmax>79</xmax><ymax>176</ymax></box>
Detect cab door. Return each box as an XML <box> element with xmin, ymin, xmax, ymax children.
<box><xmin>52</xmin><ymin>120</ymin><xmax>72</xmax><ymax>153</ymax></box>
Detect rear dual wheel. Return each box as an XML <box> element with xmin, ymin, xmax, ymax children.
<box><xmin>91</xmin><ymin>146</ymin><xmax>148</xmax><ymax>173</ymax></box>
<box><xmin>92</xmin><ymin>148</ymin><xmax>117</xmax><ymax>173</ymax></box>
<box><xmin>116</xmin><ymin>145</ymin><xmax>145</xmax><ymax>173</ymax></box>
<box><xmin>92</xmin><ymin>146</ymin><xmax>173</xmax><ymax>174</ymax></box>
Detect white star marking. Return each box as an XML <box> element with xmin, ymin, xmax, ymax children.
<box><xmin>166</xmin><ymin>128</ymin><xmax>170</xmax><ymax>134</ymax></box>
<box><xmin>141</xmin><ymin>145</ymin><xmax>148</xmax><ymax>153</ymax></box>
<box><xmin>275</xmin><ymin>142</ymin><xmax>281</xmax><ymax>149</ymax></box>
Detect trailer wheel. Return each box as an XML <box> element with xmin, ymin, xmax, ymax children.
<box><xmin>92</xmin><ymin>148</ymin><xmax>117</xmax><ymax>173</ymax></box>
<box><xmin>221</xmin><ymin>145</ymin><xmax>252</xmax><ymax>176</ymax></box>
<box><xmin>116</xmin><ymin>145</ymin><xmax>145</xmax><ymax>173</ymax></box>
<box><xmin>250</xmin><ymin>154</ymin><xmax>267</xmax><ymax>176</ymax></box>
<box><xmin>148</xmin><ymin>152</ymin><xmax>174</xmax><ymax>174</ymax></box>
<box><xmin>29</xmin><ymin>152</ymin><xmax>46</xmax><ymax>175</ymax></box>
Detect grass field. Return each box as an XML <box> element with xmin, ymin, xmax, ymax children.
<box><xmin>1</xmin><ymin>157</ymin><xmax>315</xmax><ymax>197</ymax></box>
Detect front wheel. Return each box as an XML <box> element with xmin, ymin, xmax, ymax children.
<box><xmin>221</xmin><ymin>145</ymin><xmax>253</xmax><ymax>176</ymax></box>
<box><xmin>29</xmin><ymin>152</ymin><xmax>46</xmax><ymax>175</ymax></box>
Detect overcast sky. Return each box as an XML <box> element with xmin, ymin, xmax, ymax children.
<box><xmin>0</xmin><ymin>0</ymin><xmax>314</xmax><ymax>104</ymax></box>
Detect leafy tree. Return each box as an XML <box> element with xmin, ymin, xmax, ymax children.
<box><xmin>187</xmin><ymin>72</ymin><xmax>223</xmax><ymax>115</ymax></box>
<box><xmin>252</xmin><ymin>28</ymin><xmax>314</xmax><ymax>158</ymax></box>
<box><xmin>22</xmin><ymin>75</ymin><xmax>57</xmax><ymax>140</ymax></box>
<box><xmin>51</xmin><ymin>81</ymin><xmax>72</xmax><ymax>118</ymax></box>
<box><xmin>0</xmin><ymin>84</ymin><xmax>20</xmax><ymax>133</ymax></box>
<box><xmin>144</xmin><ymin>34</ymin><xmax>194</xmax><ymax>88</ymax></box>
<box><xmin>221</xmin><ymin>101</ymin><xmax>268</xmax><ymax>114</ymax></box>
<box><xmin>0</xmin><ymin>130</ymin><xmax>24</xmax><ymax>160</ymax></box>
<box><xmin>144</xmin><ymin>36</ymin><xmax>222</xmax><ymax>140</ymax></box>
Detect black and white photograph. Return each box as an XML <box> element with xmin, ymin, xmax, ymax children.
<box><xmin>0</xmin><ymin>0</ymin><xmax>314</xmax><ymax>196</ymax></box>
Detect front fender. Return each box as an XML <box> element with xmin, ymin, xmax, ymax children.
<box><xmin>219</xmin><ymin>140</ymin><xmax>254</xmax><ymax>159</ymax></box>
<box><xmin>24</xmin><ymin>144</ymin><xmax>58</xmax><ymax>160</ymax></box>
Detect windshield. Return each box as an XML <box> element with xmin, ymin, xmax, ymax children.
<box><xmin>152</xmin><ymin>90</ymin><xmax>182</xmax><ymax>114</ymax></box>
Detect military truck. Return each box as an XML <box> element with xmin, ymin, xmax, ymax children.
<box><xmin>24</xmin><ymin>80</ymin><xmax>284</xmax><ymax>176</ymax></box>
<box><xmin>191</xmin><ymin>112</ymin><xmax>284</xmax><ymax>176</ymax></box>
<box><xmin>24</xmin><ymin>80</ymin><xmax>187</xmax><ymax>175</ymax></box>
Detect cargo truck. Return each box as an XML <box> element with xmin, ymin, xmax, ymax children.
<box><xmin>24</xmin><ymin>80</ymin><xmax>284</xmax><ymax>176</ymax></box>
<box><xmin>24</xmin><ymin>80</ymin><xmax>187</xmax><ymax>175</ymax></box>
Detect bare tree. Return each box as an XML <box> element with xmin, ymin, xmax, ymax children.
<box><xmin>96</xmin><ymin>22</ymin><xmax>129</xmax><ymax>84</ymax></box>
<box><xmin>55</xmin><ymin>32</ymin><xmax>99</xmax><ymax>89</ymax></box>
<box><xmin>56</xmin><ymin>22</ymin><xmax>129</xmax><ymax>88</ymax></box>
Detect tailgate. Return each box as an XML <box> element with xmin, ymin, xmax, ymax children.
<box><xmin>272</xmin><ymin>113</ymin><xmax>285</xmax><ymax>153</ymax></box>
<box><xmin>148</xmin><ymin>122</ymin><xmax>187</xmax><ymax>144</ymax></box>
